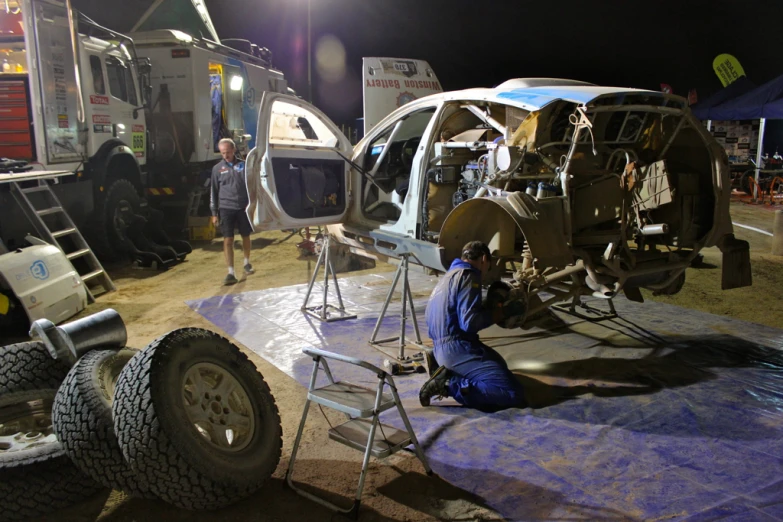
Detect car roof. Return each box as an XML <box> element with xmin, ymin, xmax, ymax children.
<box><xmin>411</xmin><ymin>78</ymin><xmax>679</xmax><ymax>112</ymax></box>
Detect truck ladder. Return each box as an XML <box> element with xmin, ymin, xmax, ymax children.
<box><xmin>10</xmin><ymin>179</ymin><xmax>115</xmax><ymax>303</ymax></box>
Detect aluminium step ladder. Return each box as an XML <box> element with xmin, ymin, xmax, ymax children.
<box><xmin>287</xmin><ymin>347</ymin><xmax>431</xmax><ymax>519</ymax></box>
<box><xmin>10</xmin><ymin>179</ymin><xmax>115</xmax><ymax>302</ymax></box>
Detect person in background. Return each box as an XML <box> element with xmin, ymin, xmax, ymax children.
<box><xmin>210</xmin><ymin>138</ymin><xmax>254</xmax><ymax>285</ymax></box>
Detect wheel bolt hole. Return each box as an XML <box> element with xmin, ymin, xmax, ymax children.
<box><xmin>216</xmin><ymin>395</ymin><xmax>221</xmax><ymax>401</ymax></box>
<box><xmin>204</xmin><ymin>393</ymin><xmax>210</xmax><ymax>399</ymax></box>
<box><xmin>223</xmin><ymin>408</ymin><xmax>230</xmax><ymax>414</ymax></box>
<box><xmin>220</xmin><ymin>420</ymin><xmax>226</xmax><ymax>425</ymax></box>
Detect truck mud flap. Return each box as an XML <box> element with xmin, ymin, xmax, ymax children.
<box><xmin>720</xmin><ymin>234</ymin><xmax>752</xmax><ymax>290</ymax></box>
<box><xmin>123</xmin><ymin>214</ymin><xmax>179</xmax><ymax>270</ymax></box>
<box><xmin>142</xmin><ymin>208</ymin><xmax>193</xmax><ymax>262</ymax></box>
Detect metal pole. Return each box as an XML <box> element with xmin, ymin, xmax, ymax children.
<box><xmin>406</xmin><ymin>268</ymin><xmax>422</xmax><ymax>344</ymax></box>
<box><xmin>321</xmin><ymin>234</ymin><xmax>330</xmax><ymax>320</ymax></box>
<box><xmin>369</xmin><ymin>261</ymin><xmax>403</xmax><ymax>342</ymax></box>
<box><xmin>307</xmin><ymin>0</ymin><xmax>312</xmax><ymax>103</ymax></box>
<box><xmin>755</xmin><ymin>118</ymin><xmax>766</xmax><ymax>201</ymax></box>
<box><xmin>398</xmin><ymin>255</ymin><xmax>408</xmax><ymax>359</ymax></box>
<box><xmin>301</xmin><ymin>234</ymin><xmax>327</xmax><ymax>310</ymax></box>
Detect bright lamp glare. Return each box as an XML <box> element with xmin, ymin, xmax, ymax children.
<box><xmin>230</xmin><ymin>75</ymin><xmax>243</xmax><ymax>91</ymax></box>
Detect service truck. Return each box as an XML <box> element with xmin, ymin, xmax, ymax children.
<box><xmin>0</xmin><ymin>0</ymin><xmax>288</xmax><ymax>263</ymax></box>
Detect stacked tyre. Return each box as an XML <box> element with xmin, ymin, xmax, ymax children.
<box><xmin>0</xmin><ymin>342</ymin><xmax>102</xmax><ymax>521</ymax></box>
<box><xmin>112</xmin><ymin>328</ymin><xmax>282</xmax><ymax>510</ymax></box>
<box><xmin>0</xmin><ymin>328</ymin><xmax>282</xmax><ymax>519</ymax></box>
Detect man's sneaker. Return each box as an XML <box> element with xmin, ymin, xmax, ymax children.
<box><xmin>244</xmin><ymin>263</ymin><xmax>254</xmax><ymax>275</ymax></box>
<box><xmin>223</xmin><ymin>273</ymin><xmax>238</xmax><ymax>285</ymax></box>
<box><xmin>419</xmin><ymin>366</ymin><xmax>451</xmax><ymax>407</ymax></box>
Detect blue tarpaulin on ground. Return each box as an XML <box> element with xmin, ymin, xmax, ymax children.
<box><xmin>706</xmin><ymin>74</ymin><xmax>783</xmax><ymax>121</ymax></box>
<box><xmin>187</xmin><ymin>272</ymin><xmax>783</xmax><ymax>521</ymax></box>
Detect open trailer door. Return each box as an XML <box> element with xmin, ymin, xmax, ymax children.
<box><xmin>247</xmin><ymin>92</ymin><xmax>353</xmax><ymax>231</ymax></box>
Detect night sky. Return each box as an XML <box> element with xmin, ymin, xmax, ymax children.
<box><xmin>75</xmin><ymin>0</ymin><xmax>783</xmax><ymax>127</ymax></box>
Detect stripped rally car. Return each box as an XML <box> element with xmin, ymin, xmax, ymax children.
<box><xmin>245</xmin><ymin>75</ymin><xmax>751</xmax><ymax>327</ymax></box>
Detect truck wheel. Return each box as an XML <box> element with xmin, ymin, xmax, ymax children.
<box><xmin>113</xmin><ymin>328</ymin><xmax>282</xmax><ymax>510</ymax></box>
<box><xmin>0</xmin><ymin>342</ymin><xmax>70</xmax><ymax>396</ymax></box>
<box><xmin>0</xmin><ymin>390</ymin><xmax>103</xmax><ymax>521</ymax></box>
<box><xmin>85</xmin><ymin>178</ymin><xmax>141</xmax><ymax>262</ymax></box>
<box><xmin>52</xmin><ymin>349</ymin><xmax>155</xmax><ymax>498</ymax></box>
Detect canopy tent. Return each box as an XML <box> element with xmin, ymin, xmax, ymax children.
<box><xmin>690</xmin><ymin>76</ymin><xmax>756</xmax><ymax>120</ymax></box>
<box><xmin>707</xmin><ymin>74</ymin><xmax>783</xmax><ymax>121</ymax></box>
<box><xmin>695</xmin><ymin>73</ymin><xmax>783</xmax><ymax>198</ymax></box>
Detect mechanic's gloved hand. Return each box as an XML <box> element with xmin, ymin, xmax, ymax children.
<box><xmin>501</xmin><ymin>299</ymin><xmax>526</xmax><ymax>318</ymax></box>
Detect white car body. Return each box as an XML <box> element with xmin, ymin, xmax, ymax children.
<box><xmin>246</xmin><ymin>76</ymin><xmax>751</xmax><ymax>325</ymax></box>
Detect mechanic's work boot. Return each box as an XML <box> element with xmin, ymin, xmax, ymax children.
<box><xmin>424</xmin><ymin>350</ymin><xmax>438</xmax><ymax>377</ymax></box>
<box><xmin>223</xmin><ymin>273</ymin><xmax>238</xmax><ymax>285</ymax></box>
<box><xmin>419</xmin><ymin>366</ymin><xmax>451</xmax><ymax>407</ymax></box>
<box><xmin>244</xmin><ymin>263</ymin><xmax>255</xmax><ymax>275</ymax></box>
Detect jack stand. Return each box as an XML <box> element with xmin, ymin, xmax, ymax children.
<box><xmin>552</xmin><ymin>294</ymin><xmax>618</xmax><ymax>321</ymax></box>
<box><xmin>368</xmin><ymin>253</ymin><xmax>428</xmax><ymax>374</ymax></box>
<box><xmin>301</xmin><ymin>234</ymin><xmax>356</xmax><ymax>322</ymax></box>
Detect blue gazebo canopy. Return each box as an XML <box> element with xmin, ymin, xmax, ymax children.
<box><xmin>690</xmin><ymin>76</ymin><xmax>756</xmax><ymax>120</ymax></box>
<box><xmin>705</xmin><ymin>75</ymin><xmax>783</xmax><ymax>121</ymax></box>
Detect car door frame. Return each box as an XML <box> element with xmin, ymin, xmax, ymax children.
<box><xmin>247</xmin><ymin>91</ymin><xmax>353</xmax><ymax>231</ymax></box>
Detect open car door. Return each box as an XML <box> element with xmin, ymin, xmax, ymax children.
<box><xmin>247</xmin><ymin>92</ymin><xmax>353</xmax><ymax>231</ymax></box>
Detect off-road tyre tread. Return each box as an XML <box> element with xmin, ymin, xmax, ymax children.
<box><xmin>52</xmin><ymin>349</ymin><xmax>154</xmax><ymax>498</ymax></box>
<box><xmin>0</xmin><ymin>390</ymin><xmax>103</xmax><ymax>521</ymax></box>
<box><xmin>83</xmin><ymin>178</ymin><xmax>140</xmax><ymax>262</ymax></box>
<box><xmin>113</xmin><ymin>328</ymin><xmax>282</xmax><ymax>510</ymax></box>
<box><xmin>0</xmin><ymin>342</ymin><xmax>69</xmax><ymax>396</ymax></box>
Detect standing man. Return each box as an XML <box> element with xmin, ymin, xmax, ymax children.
<box><xmin>419</xmin><ymin>241</ymin><xmax>527</xmax><ymax>412</ymax></box>
<box><xmin>210</xmin><ymin>138</ymin><xmax>254</xmax><ymax>285</ymax></box>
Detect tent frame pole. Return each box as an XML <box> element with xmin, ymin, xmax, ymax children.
<box><xmin>755</xmin><ymin>118</ymin><xmax>766</xmax><ymax>201</ymax></box>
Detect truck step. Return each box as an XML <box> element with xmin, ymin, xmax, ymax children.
<box><xmin>21</xmin><ymin>185</ymin><xmax>50</xmax><ymax>194</ymax></box>
<box><xmin>81</xmin><ymin>269</ymin><xmax>106</xmax><ymax>282</ymax></box>
<box><xmin>52</xmin><ymin>227</ymin><xmax>77</xmax><ymax>238</ymax></box>
<box><xmin>66</xmin><ymin>248</ymin><xmax>91</xmax><ymax>260</ymax></box>
<box><xmin>36</xmin><ymin>207</ymin><xmax>62</xmax><ymax>216</ymax></box>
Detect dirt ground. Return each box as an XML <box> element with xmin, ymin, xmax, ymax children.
<box><xmin>14</xmin><ymin>201</ymin><xmax>783</xmax><ymax>521</ymax></box>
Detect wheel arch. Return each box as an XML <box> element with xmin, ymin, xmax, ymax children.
<box><xmin>438</xmin><ymin>193</ymin><xmax>573</xmax><ymax>269</ymax></box>
<box><xmin>89</xmin><ymin>140</ymin><xmax>142</xmax><ymax>195</ymax></box>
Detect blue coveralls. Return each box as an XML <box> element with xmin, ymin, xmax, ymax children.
<box><xmin>425</xmin><ymin>259</ymin><xmax>527</xmax><ymax>412</ymax></box>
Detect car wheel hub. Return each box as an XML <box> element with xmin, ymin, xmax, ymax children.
<box><xmin>181</xmin><ymin>362</ymin><xmax>256</xmax><ymax>452</ymax></box>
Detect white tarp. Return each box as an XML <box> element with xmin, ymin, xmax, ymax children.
<box><xmin>362</xmin><ymin>57</ymin><xmax>442</xmax><ymax>135</ymax></box>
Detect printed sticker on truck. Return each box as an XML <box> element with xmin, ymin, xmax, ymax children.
<box><xmin>90</xmin><ymin>95</ymin><xmax>109</xmax><ymax>105</ymax></box>
<box><xmin>92</xmin><ymin>114</ymin><xmax>111</xmax><ymax>124</ymax></box>
<box><xmin>132</xmin><ymin>125</ymin><xmax>145</xmax><ymax>157</ymax></box>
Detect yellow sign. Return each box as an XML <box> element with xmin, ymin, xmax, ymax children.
<box><xmin>131</xmin><ymin>125</ymin><xmax>145</xmax><ymax>157</ymax></box>
<box><xmin>713</xmin><ymin>54</ymin><xmax>746</xmax><ymax>87</ymax></box>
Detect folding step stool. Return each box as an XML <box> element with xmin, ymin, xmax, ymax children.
<box><xmin>10</xmin><ymin>179</ymin><xmax>115</xmax><ymax>302</ymax></box>
<box><xmin>287</xmin><ymin>347</ymin><xmax>432</xmax><ymax>519</ymax></box>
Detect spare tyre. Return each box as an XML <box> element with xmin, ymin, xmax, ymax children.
<box><xmin>113</xmin><ymin>328</ymin><xmax>282</xmax><ymax>510</ymax></box>
<box><xmin>0</xmin><ymin>342</ymin><xmax>70</xmax><ymax>396</ymax></box>
<box><xmin>52</xmin><ymin>349</ymin><xmax>155</xmax><ymax>498</ymax></box>
<box><xmin>0</xmin><ymin>390</ymin><xmax>102</xmax><ymax>521</ymax></box>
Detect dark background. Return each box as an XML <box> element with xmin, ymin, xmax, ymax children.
<box><xmin>73</xmin><ymin>0</ymin><xmax>783</xmax><ymax>130</ymax></box>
